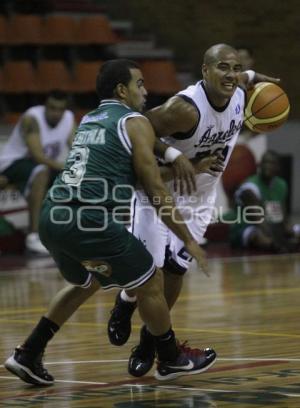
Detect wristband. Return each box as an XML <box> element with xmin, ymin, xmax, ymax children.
<box><xmin>164</xmin><ymin>147</ymin><xmax>182</xmax><ymax>163</ymax></box>
<box><xmin>245</xmin><ymin>69</ymin><xmax>256</xmax><ymax>83</ymax></box>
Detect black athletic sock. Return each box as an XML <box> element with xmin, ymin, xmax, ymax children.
<box><xmin>154</xmin><ymin>328</ymin><xmax>178</xmax><ymax>362</ymax></box>
<box><xmin>22</xmin><ymin>316</ymin><xmax>59</xmax><ymax>356</ymax></box>
<box><xmin>140</xmin><ymin>325</ymin><xmax>155</xmax><ymax>350</ymax></box>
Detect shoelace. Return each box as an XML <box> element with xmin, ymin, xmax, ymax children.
<box><xmin>110</xmin><ymin>301</ymin><xmax>136</xmax><ymax>318</ymax></box>
<box><xmin>33</xmin><ymin>353</ymin><xmax>50</xmax><ymax>376</ymax></box>
<box><xmin>29</xmin><ymin>353</ymin><xmax>50</xmax><ymax>377</ymax></box>
<box><xmin>17</xmin><ymin>347</ymin><xmax>50</xmax><ymax>377</ymax></box>
<box><xmin>178</xmin><ymin>341</ymin><xmax>205</xmax><ymax>358</ymax></box>
<box><xmin>131</xmin><ymin>344</ymin><xmax>154</xmax><ymax>358</ymax></box>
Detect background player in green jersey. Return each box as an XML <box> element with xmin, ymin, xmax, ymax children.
<box><xmin>230</xmin><ymin>150</ymin><xmax>300</xmax><ymax>252</ymax></box>
<box><xmin>5</xmin><ymin>59</ymin><xmax>218</xmax><ymax>385</ymax></box>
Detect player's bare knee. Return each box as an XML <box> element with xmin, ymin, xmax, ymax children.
<box><xmin>30</xmin><ymin>168</ymin><xmax>50</xmax><ymax>193</ymax></box>
<box><xmin>35</xmin><ymin>167</ymin><xmax>50</xmax><ymax>183</ymax></box>
<box><xmin>136</xmin><ymin>268</ymin><xmax>163</xmax><ymax>300</ymax></box>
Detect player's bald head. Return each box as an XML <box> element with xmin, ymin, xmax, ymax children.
<box><xmin>203</xmin><ymin>44</ymin><xmax>239</xmax><ymax>65</ymax></box>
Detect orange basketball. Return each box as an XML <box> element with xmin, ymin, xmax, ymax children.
<box><xmin>244</xmin><ymin>82</ymin><xmax>290</xmax><ymax>132</ymax></box>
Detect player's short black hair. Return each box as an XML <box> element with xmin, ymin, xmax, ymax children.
<box><xmin>96</xmin><ymin>59</ymin><xmax>140</xmax><ymax>100</ymax></box>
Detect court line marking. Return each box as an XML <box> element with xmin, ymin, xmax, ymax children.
<box><xmin>0</xmin><ymin>376</ymin><xmax>107</xmax><ymax>385</ymax></box>
<box><xmin>2</xmin><ymin>317</ymin><xmax>299</xmax><ymax>339</ymax></box>
<box><xmin>1</xmin><ymin>285</ymin><xmax>300</xmax><ymax>317</ymax></box>
<box><xmin>1</xmin><ymin>317</ymin><xmax>299</xmax><ymax>339</ymax></box>
<box><xmin>0</xmin><ymin>376</ymin><xmax>299</xmax><ymax>400</ymax></box>
<box><xmin>133</xmin><ymin>384</ymin><xmax>300</xmax><ymax>398</ymax></box>
<box><xmin>1</xmin><ymin>356</ymin><xmax>300</xmax><ymax>370</ymax></box>
<box><xmin>209</xmin><ymin>253</ymin><xmax>300</xmax><ymax>263</ymax></box>
<box><xmin>1</xmin><ymin>360</ymin><xmax>300</xmax><ymax>400</ymax></box>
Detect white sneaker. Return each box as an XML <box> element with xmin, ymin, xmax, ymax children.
<box><xmin>26</xmin><ymin>233</ymin><xmax>49</xmax><ymax>255</ymax></box>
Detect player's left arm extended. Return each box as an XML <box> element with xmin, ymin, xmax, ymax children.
<box><xmin>239</xmin><ymin>71</ymin><xmax>280</xmax><ymax>88</ymax></box>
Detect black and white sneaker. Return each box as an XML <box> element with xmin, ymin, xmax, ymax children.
<box><xmin>107</xmin><ymin>292</ymin><xmax>137</xmax><ymax>346</ymax></box>
<box><xmin>128</xmin><ymin>344</ymin><xmax>155</xmax><ymax>377</ymax></box>
<box><xmin>155</xmin><ymin>342</ymin><xmax>217</xmax><ymax>381</ymax></box>
<box><xmin>4</xmin><ymin>346</ymin><xmax>54</xmax><ymax>386</ymax></box>
<box><xmin>128</xmin><ymin>325</ymin><xmax>156</xmax><ymax>377</ymax></box>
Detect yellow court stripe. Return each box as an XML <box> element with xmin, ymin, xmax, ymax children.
<box><xmin>172</xmin><ymin>326</ymin><xmax>300</xmax><ymax>339</ymax></box>
<box><xmin>177</xmin><ymin>286</ymin><xmax>300</xmax><ymax>301</ymax></box>
<box><xmin>1</xmin><ymin>318</ymin><xmax>299</xmax><ymax>339</ymax></box>
<box><xmin>1</xmin><ymin>287</ymin><xmax>299</xmax><ymax>316</ymax></box>
<box><xmin>0</xmin><ymin>302</ymin><xmax>114</xmax><ymax>316</ymax></box>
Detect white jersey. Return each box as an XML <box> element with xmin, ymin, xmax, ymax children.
<box><xmin>133</xmin><ymin>81</ymin><xmax>246</xmax><ymax>269</ymax></box>
<box><xmin>0</xmin><ymin>105</ymin><xmax>74</xmax><ymax>172</ymax></box>
<box><xmin>164</xmin><ymin>80</ymin><xmax>245</xmax><ymax>192</ymax></box>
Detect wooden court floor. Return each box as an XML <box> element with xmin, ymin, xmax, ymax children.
<box><xmin>0</xmin><ymin>251</ymin><xmax>300</xmax><ymax>407</ymax></box>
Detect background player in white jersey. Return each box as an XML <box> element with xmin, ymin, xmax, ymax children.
<box><xmin>0</xmin><ymin>90</ymin><xmax>76</xmax><ymax>254</ymax></box>
<box><xmin>107</xmin><ymin>43</ymin><xmax>280</xmax><ymax>377</ymax></box>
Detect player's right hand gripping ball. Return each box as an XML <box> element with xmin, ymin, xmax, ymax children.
<box><xmin>244</xmin><ymin>82</ymin><xmax>290</xmax><ymax>132</ymax></box>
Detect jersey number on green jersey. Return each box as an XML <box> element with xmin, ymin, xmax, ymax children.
<box><xmin>62</xmin><ymin>146</ymin><xmax>90</xmax><ymax>186</ymax></box>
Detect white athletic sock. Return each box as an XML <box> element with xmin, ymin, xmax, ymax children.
<box><xmin>120</xmin><ymin>290</ymin><xmax>137</xmax><ymax>303</ymax></box>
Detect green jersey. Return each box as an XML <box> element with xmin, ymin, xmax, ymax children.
<box><xmin>49</xmin><ymin>99</ymin><xmax>144</xmax><ymax>208</ymax></box>
<box><xmin>40</xmin><ymin>100</ymin><xmax>155</xmax><ymax>290</ymax></box>
<box><xmin>236</xmin><ymin>174</ymin><xmax>288</xmax><ymax>223</ymax></box>
<box><xmin>229</xmin><ymin>174</ymin><xmax>288</xmax><ymax>248</ymax></box>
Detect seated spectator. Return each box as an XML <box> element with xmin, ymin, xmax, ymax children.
<box><xmin>0</xmin><ymin>90</ymin><xmax>75</xmax><ymax>254</ymax></box>
<box><xmin>229</xmin><ymin>151</ymin><xmax>300</xmax><ymax>252</ymax></box>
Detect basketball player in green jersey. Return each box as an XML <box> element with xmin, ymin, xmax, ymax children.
<box><xmin>5</xmin><ymin>59</ymin><xmax>218</xmax><ymax>385</ymax></box>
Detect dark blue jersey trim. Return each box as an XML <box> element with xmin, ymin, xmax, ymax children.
<box><xmin>239</xmin><ymin>85</ymin><xmax>247</xmax><ymax>114</ymax></box>
<box><xmin>200</xmin><ymin>80</ymin><xmax>231</xmax><ymax>112</ymax></box>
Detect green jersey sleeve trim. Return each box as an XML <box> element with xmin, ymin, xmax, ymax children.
<box><xmin>117</xmin><ymin>113</ymin><xmax>145</xmax><ymax>156</ymax></box>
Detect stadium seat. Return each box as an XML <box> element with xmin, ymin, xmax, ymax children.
<box><xmin>42</xmin><ymin>15</ymin><xmax>77</xmax><ymax>45</ymax></box>
<box><xmin>2</xmin><ymin>61</ymin><xmax>37</xmax><ymax>93</ymax></box>
<box><xmin>36</xmin><ymin>61</ymin><xmax>73</xmax><ymax>92</ymax></box>
<box><xmin>76</xmin><ymin>15</ymin><xmax>117</xmax><ymax>45</ymax></box>
<box><xmin>72</xmin><ymin>61</ymin><xmax>103</xmax><ymax>93</ymax></box>
<box><xmin>46</xmin><ymin>0</ymin><xmax>106</xmax><ymax>13</ymax></box>
<box><xmin>6</xmin><ymin>15</ymin><xmax>43</xmax><ymax>45</ymax></box>
<box><xmin>0</xmin><ymin>67</ymin><xmax>3</xmax><ymax>92</ymax></box>
<box><xmin>140</xmin><ymin>60</ymin><xmax>181</xmax><ymax>94</ymax></box>
<box><xmin>2</xmin><ymin>112</ymin><xmax>21</xmax><ymax>125</ymax></box>
<box><xmin>222</xmin><ymin>144</ymin><xmax>257</xmax><ymax>198</ymax></box>
<box><xmin>0</xmin><ymin>16</ymin><xmax>7</xmax><ymax>45</ymax></box>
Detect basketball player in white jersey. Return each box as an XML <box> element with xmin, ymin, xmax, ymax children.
<box><xmin>107</xmin><ymin>44</ymin><xmax>280</xmax><ymax>377</ymax></box>
<box><xmin>0</xmin><ymin>90</ymin><xmax>76</xmax><ymax>254</ymax></box>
